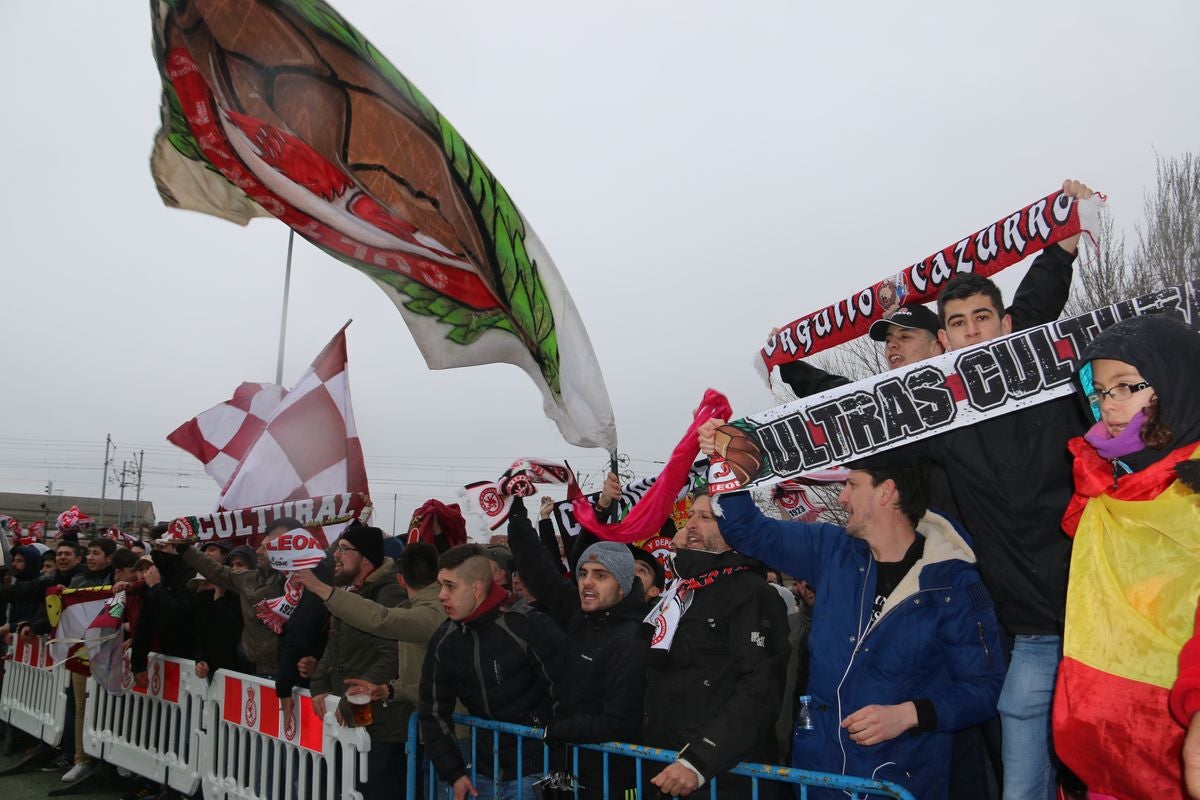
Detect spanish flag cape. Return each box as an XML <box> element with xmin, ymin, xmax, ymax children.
<box><xmin>1054</xmin><ymin>438</ymin><xmax>1200</xmax><ymax>799</ymax></box>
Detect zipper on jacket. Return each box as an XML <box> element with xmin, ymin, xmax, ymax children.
<box><xmin>977</xmin><ymin>621</ymin><xmax>991</xmax><ymax>666</ymax></box>
<box><xmin>470</xmin><ymin>628</ymin><xmax>494</xmax><ymax>719</ymax></box>
<box><xmin>1110</xmin><ymin>458</ymin><xmax>1121</xmax><ymax>490</ymax></box>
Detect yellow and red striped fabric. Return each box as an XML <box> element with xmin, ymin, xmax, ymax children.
<box><xmin>1054</xmin><ymin>441</ymin><xmax>1200</xmax><ymax>798</ymax></box>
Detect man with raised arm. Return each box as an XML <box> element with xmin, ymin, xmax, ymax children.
<box><xmin>697</xmin><ymin>428</ymin><xmax>1005</xmax><ymax>800</ymax></box>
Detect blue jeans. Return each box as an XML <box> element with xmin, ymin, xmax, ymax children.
<box><xmin>438</xmin><ymin>740</ymin><xmax>540</xmax><ymax>800</ymax></box>
<box><xmin>439</xmin><ymin>774</ymin><xmax>539</xmax><ymax>799</ymax></box>
<box><xmin>996</xmin><ymin>635</ymin><xmax>1061</xmax><ymax>800</ymax></box>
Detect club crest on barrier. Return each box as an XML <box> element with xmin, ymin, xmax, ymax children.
<box><xmin>245</xmin><ymin>687</ymin><xmax>258</xmax><ymax>727</ymax></box>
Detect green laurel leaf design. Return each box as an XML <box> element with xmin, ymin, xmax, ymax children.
<box><xmin>280</xmin><ymin>0</ymin><xmax>562</xmax><ymax>398</ymax></box>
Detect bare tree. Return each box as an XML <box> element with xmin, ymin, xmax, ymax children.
<box><xmin>1065</xmin><ymin>205</ymin><xmax>1135</xmax><ymax>317</ymax></box>
<box><xmin>1132</xmin><ymin>151</ymin><xmax>1199</xmax><ymax>290</ymax></box>
<box><xmin>813</xmin><ymin>335</ymin><xmax>887</xmax><ymax>383</ymax></box>
<box><xmin>1067</xmin><ymin>151</ymin><xmax>1199</xmax><ymax>314</ymax></box>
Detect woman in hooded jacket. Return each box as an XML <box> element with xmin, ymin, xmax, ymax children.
<box><xmin>1052</xmin><ymin>315</ymin><xmax>1200</xmax><ymax>800</ymax></box>
<box><xmin>4</xmin><ymin>545</ymin><xmax>46</xmax><ymax>627</ymax></box>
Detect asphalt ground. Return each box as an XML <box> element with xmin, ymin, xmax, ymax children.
<box><xmin>0</xmin><ymin>728</ymin><xmax>131</xmax><ymax>800</ymax></box>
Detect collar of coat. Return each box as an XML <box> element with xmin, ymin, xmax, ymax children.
<box><xmin>871</xmin><ymin>510</ymin><xmax>976</xmax><ymax>625</ymax></box>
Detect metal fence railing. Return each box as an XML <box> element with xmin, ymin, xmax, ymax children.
<box><xmin>404</xmin><ymin>712</ymin><xmax>917</xmax><ymax>799</ymax></box>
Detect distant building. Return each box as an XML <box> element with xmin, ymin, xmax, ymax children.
<box><xmin>0</xmin><ymin>492</ymin><xmax>156</xmax><ymax>534</ymax></box>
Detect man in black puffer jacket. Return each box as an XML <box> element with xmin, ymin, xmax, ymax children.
<box><xmin>419</xmin><ymin>543</ymin><xmax>562</xmax><ymax>800</ymax></box>
<box><xmin>507</xmin><ymin>497</ymin><xmax>648</xmax><ymax>798</ymax></box>
<box><xmin>645</xmin><ymin>489</ymin><xmax>789</xmax><ymax>799</ymax></box>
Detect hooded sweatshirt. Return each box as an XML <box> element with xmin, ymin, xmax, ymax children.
<box><xmin>1053</xmin><ymin>314</ymin><xmax>1200</xmax><ymax>800</ymax></box>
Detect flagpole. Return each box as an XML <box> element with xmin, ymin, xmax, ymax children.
<box><xmin>275</xmin><ymin>230</ymin><xmax>295</xmax><ymax>385</ymax></box>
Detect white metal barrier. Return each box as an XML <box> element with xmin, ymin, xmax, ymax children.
<box><xmin>83</xmin><ymin>652</ymin><xmax>208</xmax><ymax>795</ymax></box>
<box><xmin>0</xmin><ymin>634</ymin><xmax>70</xmax><ymax>745</ymax></box>
<box><xmin>201</xmin><ymin>669</ymin><xmax>371</xmax><ymax>800</ymax></box>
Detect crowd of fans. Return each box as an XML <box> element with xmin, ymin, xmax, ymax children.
<box><xmin>0</xmin><ymin>177</ymin><xmax>1197</xmax><ymax>800</ymax></box>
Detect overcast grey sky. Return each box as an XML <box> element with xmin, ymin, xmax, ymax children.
<box><xmin>2</xmin><ymin>1</ymin><xmax>1198</xmax><ymax>533</ymax></box>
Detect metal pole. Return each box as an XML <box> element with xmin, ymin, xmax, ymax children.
<box><xmin>275</xmin><ymin>230</ymin><xmax>295</xmax><ymax>385</ymax></box>
<box><xmin>134</xmin><ymin>450</ymin><xmax>145</xmax><ymax>524</ymax></box>
<box><xmin>117</xmin><ymin>461</ymin><xmax>127</xmax><ymax>529</ymax></box>
<box><xmin>392</xmin><ymin>493</ymin><xmax>398</xmax><ymax>534</ymax></box>
<box><xmin>99</xmin><ymin>434</ymin><xmax>111</xmax><ymax>526</ymax></box>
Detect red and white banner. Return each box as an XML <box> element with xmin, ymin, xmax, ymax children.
<box><xmin>219</xmin><ymin>673</ymin><xmax>323</xmax><ymax>753</ymax></box>
<box><xmin>462</xmin><ymin>458</ymin><xmax>580</xmax><ymax>532</ymax></box>
<box><xmin>45</xmin><ymin>585</ymin><xmax>112</xmax><ymax>673</ymax></box>
<box><xmin>11</xmin><ymin>633</ymin><xmax>53</xmax><ymax>668</ymax></box>
<box><xmin>759</xmin><ymin>190</ymin><xmax>1103</xmax><ymax>372</ymax></box>
<box><xmin>165</xmin><ymin>492</ymin><xmax>370</xmax><ymax>546</ymax></box>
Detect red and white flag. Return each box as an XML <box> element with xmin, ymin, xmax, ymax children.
<box><xmin>167</xmin><ymin>382</ymin><xmax>288</xmax><ymax>490</ymax></box>
<box><xmin>168</xmin><ymin>324</ymin><xmax>369</xmax><ymax>546</ymax></box>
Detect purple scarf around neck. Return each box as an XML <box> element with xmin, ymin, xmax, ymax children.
<box><xmin>1084</xmin><ymin>409</ymin><xmax>1147</xmax><ymax>460</ymax></box>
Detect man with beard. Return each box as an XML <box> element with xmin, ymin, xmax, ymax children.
<box><xmin>308</xmin><ymin>526</ymin><xmax>405</xmax><ymax>800</ymax></box>
<box><xmin>507</xmin><ymin>498</ymin><xmax>648</xmax><ymax>799</ymax></box>
<box><xmin>644</xmin><ymin>489</ymin><xmax>788</xmax><ymax>798</ymax></box>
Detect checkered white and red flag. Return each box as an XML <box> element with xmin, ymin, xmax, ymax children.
<box><xmin>168</xmin><ymin>325</ymin><xmax>369</xmax><ymax>545</ymax></box>
<box><xmin>167</xmin><ymin>382</ymin><xmax>288</xmax><ymax>491</ymax></box>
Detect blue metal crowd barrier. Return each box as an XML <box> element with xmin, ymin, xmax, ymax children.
<box><xmin>404</xmin><ymin>713</ymin><xmax>916</xmax><ymax>799</ymax></box>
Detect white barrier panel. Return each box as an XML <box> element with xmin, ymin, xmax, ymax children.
<box><xmin>202</xmin><ymin>669</ymin><xmax>370</xmax><ymax>800</ymax></box>
<box><xmin>0</xmin><ymin>635</ymin><xmax>69</xmax><ymax>746</ymax></box>
<box><xmin>83</xmin><ymin>653</ymin><xmax>208</xmax><ymax>795</ymax></box>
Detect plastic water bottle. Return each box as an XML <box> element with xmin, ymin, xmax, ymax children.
<box><xmin>795</xmin><ymin>695</ymin><xmax>814</xmax><ymax>731</ymax></box>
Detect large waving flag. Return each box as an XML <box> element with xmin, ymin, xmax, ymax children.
<box><xmin>149</xmin><ymin>0</ymin><xmax>616</xmax><ymax>451</ymax></box>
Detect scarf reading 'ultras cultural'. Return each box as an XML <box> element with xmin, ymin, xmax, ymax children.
<box><xmin>644</xmin><ymin>565</ymin><xmax>749</xmax><ymax>652</ymax></box>
<box><xmin>759</xmin><ymin>189</ymin><xmax>1104</xmax><ymax>373</ymax></box>
<box><xmin>707</xmin><ymin>279</ymin><xmax>1200</xmax><ymax>494</ymax></box>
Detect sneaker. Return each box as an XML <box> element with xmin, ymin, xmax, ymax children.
<box><xmin>40</xmin><ymin>753</ymin><xmax>72</xmax><ymax>771</ymax></box>
<box><xmin>62</xmin><ymin>761</ymin><xmax>91</xmax><ymax>782</ymax></box>
<box><xmin>119</xmin><ymin>785</ymin><xmax>159</xmax><ymax>800</ymax></box>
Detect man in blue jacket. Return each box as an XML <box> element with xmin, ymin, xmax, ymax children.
<box><xmin>697</xmin><ymin>428</ymin><xmax>1005</xmax><ymax>800</ymax></box>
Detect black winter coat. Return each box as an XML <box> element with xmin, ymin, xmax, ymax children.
<box><xmin>508</xmin><ymin>499</ymin><xmax>649</xmax><ymax>796</ymax></box>
<box><xmin>643</xmin><ymin>548</ymin><xmax>788</xmax><ymax>797</ymax></box>
<box><xmin>868</xmin><ymin>244</ymin><xmax>1082</xmax><ymax>634</ymax></box>
<box><xmin>192</xmin><ymin>588</ymin><xmax>248</xmax><ymax>675</ymax></box>
<box><xmin>419</xmin><ymin>591</ymin><xmax>562</xmax><ymax>784</ymax></box>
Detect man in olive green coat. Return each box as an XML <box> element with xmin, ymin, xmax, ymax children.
<box><xmin>305</xmin><ymin>526</ymin><xmax>405</xmax><ymax>800</ymax></box>
<box><xmin>295</xmin><ymin>540</ymin><xmax>446</xmax><ymax>796</ymax></box>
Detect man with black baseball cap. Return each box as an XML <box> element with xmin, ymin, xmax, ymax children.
<box><xmin>778</xmin><ymin>302</ymin><xmax>944</xmax><ymax>399</ymax></box>
<box><xmin>866</xmin><ymin>302</ymin><xmax>945</xmax><ymax>370</ymax></box>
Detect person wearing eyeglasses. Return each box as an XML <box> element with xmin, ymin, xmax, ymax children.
<box><xmin>1051</xmin><ymin>314</ymin><xmax>1200</xmax><ymax>799</ymax></box>
<box><xmin>308</xmin><ymin>525</ymin><xmax>407</xmax><ymax>800</ymax></box>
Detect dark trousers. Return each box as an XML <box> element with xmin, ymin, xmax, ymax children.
<box><xmin>363</xmin><ymin>739</ymin><xmax>405</xmax><ymax>800</ymax></box>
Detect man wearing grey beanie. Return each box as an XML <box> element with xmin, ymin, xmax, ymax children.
<box><xmin>506</xmin><ymin>498</ymin><xmax>648</xmax><ymax>799</ymax></box>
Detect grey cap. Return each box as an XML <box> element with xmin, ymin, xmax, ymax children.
<box><xmin>576</xmin><ymin>541</ymin><xmax>635</xmax><ymax>594</ymax></box>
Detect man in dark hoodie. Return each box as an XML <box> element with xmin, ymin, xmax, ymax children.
<box><xmin>507</xmin><ymin>497</ymin><xmax>648</xmax><ymax>799</ymax></box>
